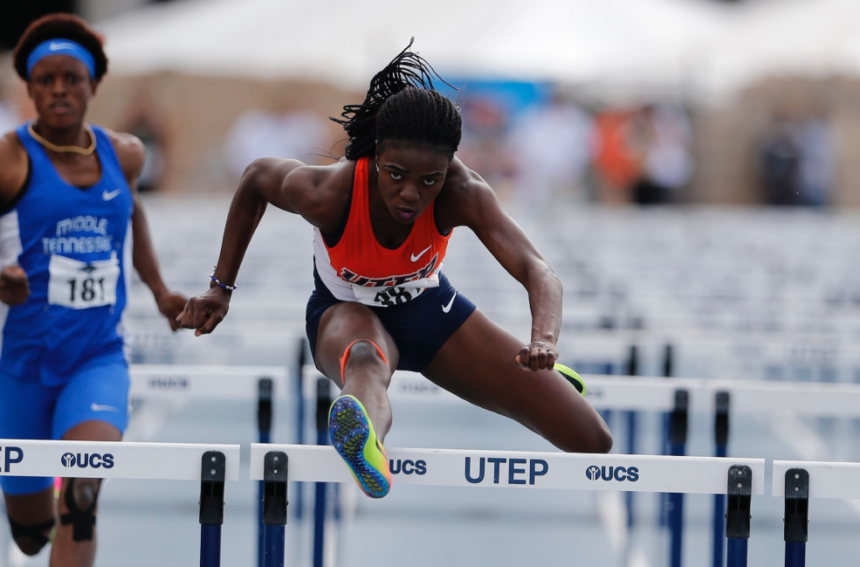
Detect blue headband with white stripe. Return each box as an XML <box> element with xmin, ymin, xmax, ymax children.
<box><xmin>27</xmin><ymin>38</ymin><xmax>96</xmax><ymax>79</ymax></box>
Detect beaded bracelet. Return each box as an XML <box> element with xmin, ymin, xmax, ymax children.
<box><xmin>210</xmin><ymin>272</ymin><xmax>238</xmax><ymax>291</ymax></box>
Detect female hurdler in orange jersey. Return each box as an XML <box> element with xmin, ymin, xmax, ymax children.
<box><xmin>179</xmin><ymin>43</ymin><xmax>612</xmax><ymax>498</ymax></box>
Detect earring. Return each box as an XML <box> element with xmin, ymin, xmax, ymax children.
<box><xmin>375</xmin><ymin>164</ymin><xmax>379</xmax><ymax>172</ymax></box>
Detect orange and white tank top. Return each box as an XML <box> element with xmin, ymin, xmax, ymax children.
<box><xmin>313</xmin><ymin>157</ymin><xmax>452</xmax><ymax>307</ymax></box>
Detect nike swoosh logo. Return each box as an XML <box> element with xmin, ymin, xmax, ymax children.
<box><xmin>49</xmin><ymin>42</ymin><xmax>78</xmax><ymax>51</ymax></box>
<box><xmin>91</xmin><ymin>402</ymin><xmax>120</xmax><ymax>413</ymax></box>
<box><xmin>411</xmin><ymin>245</ymin><xmax>432</xmax><ymax>262</ymax></box>
<box><xmin>103</xmin><ymin>188</ymin><xmax>122</xmax><ymax>201</ymax></box>
<box><xmin>442</xmin><ymin>292</ymin><xmax>457</xmax><ymax>313</ymax></box>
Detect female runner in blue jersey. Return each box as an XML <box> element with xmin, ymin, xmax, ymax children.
<box><xmin>0</xmin><ymin>14</ymin><xmax>186</xmax><ymax>565</ymax></box>
<box><xmin>179</xmin><ymin>42</ymin><xmax>612</xmax><ymax>499</ymax></box>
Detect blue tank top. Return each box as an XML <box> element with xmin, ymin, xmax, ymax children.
<box><xmin>0</xmin><ymin>123</ymin><xmax>133</xmax><ymax>386</ymax></box>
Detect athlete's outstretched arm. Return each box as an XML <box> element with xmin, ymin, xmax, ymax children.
<box><xmin>111</xmin><ymin>132</ymin><xmax>187</xmax><ymax>330</ymax></box>
<box><xmin>177</xmin><ymin>157</ymin><xmax>308</xmax><ymax>336</ymax></box>
<box><xmin>0</xmin><ymin>133</ymin><xmax>30</xmax><ymax>306</ymax></box>
<box><xmin>442</xmin><ymin>164</ymin><xmax>563</xmax><ymax>370</ymax></box>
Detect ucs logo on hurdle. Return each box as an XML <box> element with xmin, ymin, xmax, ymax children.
<box><xmin>0</xmin><ymin>446</ymin><xmax>23</xmax><ymax>473</ymax></box>
<box><xmin>61</xmin><ymin>452</ymin><xmax>115</xmax><ymax>469</ymax></box>
<box><xmin>390</xmin><ymin>459</ymin><xmax>427</xmax><ymax>476</ymax></box>
<box><xmin>586</xmin><ymin>465</ymin><xmax>639</xmax><ymax>482</ymax></box>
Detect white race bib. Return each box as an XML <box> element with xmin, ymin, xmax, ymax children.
<box><xmin>352</xmin><ymin>284</ymin><xmax>426</xmax><ymax>307</ymax></box>
<box><xmin>48</xmin><ymin>254</ymin><xmax>119</xmax><ymax>309</ymax></box>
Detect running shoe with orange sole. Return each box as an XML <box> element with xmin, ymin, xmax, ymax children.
<box><xmin>328</xmin><ymin>395</ymin><xmax>391</xmax><ymax>498</ymax></box>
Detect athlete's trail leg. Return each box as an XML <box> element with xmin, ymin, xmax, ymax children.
<box><xmin>423</xmin><ymin>309</ymin><xmax>613</xmax><ymax>453</ymax></box>
<box><xmin>4</xmin><ymin>488</ymin><xmax>55</xmax><ymax>556</ymax></box>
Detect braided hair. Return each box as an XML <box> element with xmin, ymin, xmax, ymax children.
<box><xmin>332</xmin><ymin>40</ymin><xmax>462</xmax><ymax>161</ymax></box>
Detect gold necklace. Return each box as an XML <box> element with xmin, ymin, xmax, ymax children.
<box><xmin>27</xmin><ymin>122</ymin><xmax>96</xmax><ymax>156</ymax></box>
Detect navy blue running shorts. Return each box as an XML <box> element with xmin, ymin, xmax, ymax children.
<box><xmin>306</xmin><ymin>268</ymin><xmax>476</xmax><ymax>372</ymax></box>
<box><xmin>0</xmin><ymin>349</ymin><xmax>129</xmax><ymax>495</ymax></box>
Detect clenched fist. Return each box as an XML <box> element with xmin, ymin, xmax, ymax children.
<box><xmin>176</xmin><ymin>287</ymin><xmax>231</xmax><ymax>337</ymax></box>
<box><xmin>0</xmin><ymin>265</ymin><xmax>29</xmax><ymax>306</ymax></box>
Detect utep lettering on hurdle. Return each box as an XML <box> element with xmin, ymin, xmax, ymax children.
<box><xmin>465</xmin><ymin>457</ymin><xmax>550</xmax><ymax>485</ymax></box>
<box><xmin>388</xmin><ymin>456</ymin><xmax>550</xmax><ymax>485</ymax></box>
<box><xmin>391</xmin><ymin>457</ymin><xmax>640</xmax><ymax>485</ymax></box>
<box><xmin>0</xmin><ymin>446</ymin><xmax>23</xmax><ymax>473</ymax></box>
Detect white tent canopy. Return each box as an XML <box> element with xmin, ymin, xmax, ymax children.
<box><xmin>99</xmin><ymin>0</ymin><xmax>730</xmax><ymax>95</ymax></box>
<box><xmin>705</xmin><ymin>0</ymin><xmax>860</xmax><ymax>99</ymax></box>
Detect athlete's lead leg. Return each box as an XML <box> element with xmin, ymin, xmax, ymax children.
<box><xmin>314</xmin><ymin>302</ymin><xmax>399</xmax><ymax>439</ymax></box>
<box><xmin>313</xmin><ymin>302</ymin><xmax>400</xmax><ymax>497</ymax></box>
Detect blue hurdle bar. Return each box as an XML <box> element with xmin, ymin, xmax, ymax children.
<box><xmin>313</xmin><ymin>378</ymin><xmax>333</xmax><ymax>567</ymax></box>
<box><xmin>624</xmin><ymin>345</ymin><xmax>639</xmax><ymax>529</ymax></box>
<box><xmin>727</xmin><ymin>540</ymin><xmax>748</xmax><ymax>567</ymax></box>
<box><xmin>295</xmin><ymin>338</ymin><xmax>308</xmax><ymax>521</ymax></box>
<box><xmin>713</xmin><ymin>391</ymin><xmax>730</xmax><ymax>567</ymax></box>
<box><xmin>262</xmin><ymin>451</ymin><xmax>288</xmax><ymax>567</ymax></box>
<box><xmin>659</xmin><ymin>344</ymin><xmax>675</xmax><ymax>528</ymax></box>
<box><xmin>784</xmin><ymin>469</ymin><xmax>809</xmax><ymax>567</ymax></box>
<box><xmin>257</xmin><ymin>378</ymin><xmax>274</xmax><ymax>567</ymax></box>
<box><xmin>669</xmin><ymin>389</ymin><xmax>689</xmax><ymax>567</ymax></box>
<box><xmin>199</xmin><ymin>451</ymin><xmax>226</xmax><ymax>567</ymax></box>
<box><xmin>725</xmin><ymin>465</ymin><xmax>752</xmax><ymax>567</ymax></box>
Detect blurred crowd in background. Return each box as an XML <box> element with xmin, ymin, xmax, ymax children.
<box><xmin>0</xmin><ymin>0</ymin><xmax>851</xmax><ymax>209</ymax></box>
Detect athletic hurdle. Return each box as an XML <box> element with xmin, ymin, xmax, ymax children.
<box><xmin>0</xmin><ymin>439</ymin><xmax>240</xmax><ymax>567</ymax></box>
<box><xmin>250</xmin><ymin>443</ymin><xmax>764</xmax><ymax>567</ymax></box>
<box><xmin>129</xmin><ymin>364</ymin><xmax>289</xmax><ymax>406</ymax></box>
<box><xmin>772</xmin><ymin>460</ymin><xmax>860</xmax><ymax>567</ymax></box>
<box><xmin>127</xmin><ymin>364</ymin><xmax>290</xmax><ymax>567</ymax></box>
<box><xmin>300</xmin><ymin>365</ymin><xmax>860</xmax><ymax>567</ymax></box>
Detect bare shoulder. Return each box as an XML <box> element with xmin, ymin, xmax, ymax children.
<box><xmin>0</xmin><ymin>130</ymin><xmax>28</xmax><ymax>203</ymax></box>
<box><xmin>444</xmin><ymin>157</ymin><xmax>493</xmax><ymax>196</ymax></box>
<box><xmin>284</xmin><ymin>158</ymin><xmax>352</xmax><ymax>195</ymax></box>
<box><xmin>0</xmin><ymin>130</ymin><xmax>26</xmax><ymax>165</ymax></box>
<box><xmin>241</xmin><ymin>156</ymin><xmax>332</xmax><ymax>199</ymax></box>
<box><xmin>436</xmin><ymin>157</ymin><xmax>499</xmax><ymax>230</ymax></box>
<box><xmin>103</xmin><ymin>128</ymin><xmax>145</xmax><ymax>181</ymax></box>
<box><xmin>283</xmin><ymin>158</ymin><xmax>354</xmax><ymax>229</ymax></box>
<box><xmin>244</xmin><ymin>157</ymin><xmax>307</xmax><ymax>190</ymax></box>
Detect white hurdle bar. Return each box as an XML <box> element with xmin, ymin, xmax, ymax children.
<box><xmin>302</xmin><ymin>365</ymin><xmax>860</xmax><ymax>416</ymax></box>
<box><xmin>251</xmin><ymin>444</ymin><xmax>763</xmax><ymax>567</ymax></box>
<box><xmin>0</xmin><ymin>439</ymin><xmax>240</xmax><ymax>481</ymax></box>
<box><xmin>0</xmin><ymin>439</ymin><xmax>240</xmax><ymax>567</ymax></box>
<box><xmin>771</xmin><ymin>460</ymin><xmax>860</xmax><ymax>567</ymax></box>
<box><xmin>127</xmin><ymin>365</ymin><xmax>288</xmax><ymax>567</ymax></box>
<box><xmin>300</xmin><ymin>367</ymin><xmax>860</xmax><ymax>567</ymax></box>
<box><xmin>773</xmin><ymin>460</ymin><xmax>860</xmax><ymax>500</ymax></box>
<box><xmin>130</xmin><ymin>365</ymin><xmax>289</xmax><ymax>402</ymax></box>
<box><xmin>251</xmin><ymin>443</ymin><xmax>764</xmax><ymax>494</ymax></box>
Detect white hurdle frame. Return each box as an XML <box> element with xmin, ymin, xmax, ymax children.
<box><xmin>0</xmin><ymin>439</ymin><xmax>240</xmax><ymax>481</ymax></box>
<box><xmin>251</xmin><ymin>444</ymin><xmax>764</xmax><ymax>494</ymax></box>
<box><xmin>251</xmin><ymin>444</ymin><xmax>763</xmax><ymax>567</ymax></box>
<box><xmin>0</xmin><ymin>439</ymin><xmax>240</xmax><ymax>567</ymax></box>
<box><xmin>302</xmin><ymin>365</ymin><xmax>860</xmax><ymax>416</ymax></box>
<box><xmin>773</xmin><ymin>460</ymin><xmax>860</xmax><ymax>500</ymax></box>
<box><xmin>299</xmin><ymin>366</ymin><xmax>860</xmax><ymax>567</ymax></box>
<box><xmin>771</xmin><ymin>460</ymin><xmax>860</xmax><ymax>567</ymax></box>
<box><xmin>126</xmin><ymin>364</ymin><xmax>289</xmax><ymax>567</ymax></box>
<box><xmin>129</xmin><ymin>364</ymin><xmax>289</xmax><ymax>402</ymax></box>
